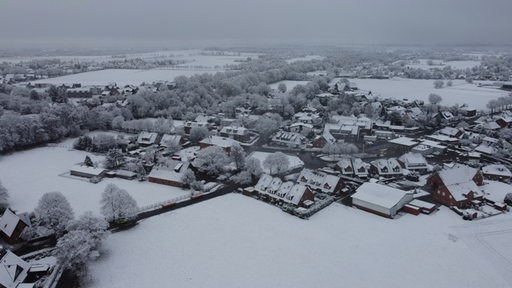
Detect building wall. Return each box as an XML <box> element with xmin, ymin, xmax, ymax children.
<box><xmin>352</xmin><ymin>198</ymin><xmax>391</xmax><ymax>217</ymax></box>
<box><xmin>148</xmin><ymin>177</ymin><xmax>183</xmax><ymax>187</ymax></box>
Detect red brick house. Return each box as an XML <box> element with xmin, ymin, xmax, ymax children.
<box><xmin>427</xmin><ymin>164</ymin><xmax>484</xmax><ymax>208</ymax></box>
<box><xmin>0</xmin><ymin>209</ymin><xmax>30</xmax><ymax>244</ymax></box>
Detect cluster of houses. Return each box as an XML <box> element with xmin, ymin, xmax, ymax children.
<box><xmin>0</xmin><ymin>209</ymin><xmax>57</xmax><ymax>288</ymax></box>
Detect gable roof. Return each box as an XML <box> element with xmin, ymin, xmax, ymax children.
<box><xmin>0</xmin><ymin>210</ymin><xmax>28</xmax><ymax>238</ymax></box>
<box><xmin>0</xmin><ymin>251</ymin><xmax>30</xmax><ymax>288</ymax></box>
<box><xmin>438</xmin><ymin>164</ymin><xmax>478</xmax><ymax>186</ymax></box>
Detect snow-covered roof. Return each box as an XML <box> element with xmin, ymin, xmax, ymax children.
<box><xmin>438</xmin><ymin>164</ymin><xmax>478</xmax><ymax>186</ymax></box>
<box><xmin>297</xmin><ymin>169</ymin><xmax>341</xmax><ymax>194</ymax></box>
<box><xmin>352</xmin><ymin>158</ymin><xmax>368</xmax><ymax>176</ymax></box>
<box><xmin>337</xmin><ymin>158</ymin><xmax>353</xmax><ymax>173</ymax></box>
<box><xmin>220</xmin><ymin>126</ymin><xmax>248</xmax><ymax>136</ymax></box>
<box><xmin>70</xmin><ymin>165</ymin><xmax>106</xmax><ymax>176</ymax></box>
<box><xmin>0</xmin><ymin>209</ymin><xmax>27</xmax><ymax>238</ymax></box>
<box><xmin>148</xmin><ymin>162</ymin><xmax>190</xmax><ymax>183</ymax></box>
<box><xmin>426</xmin><ymin>134</ymin><xmax>459</xmax><ymax>143</ymax></box>
<box><xmin>474</xmin><ymin>144</ymin><xmax>495</xmax><ymax>155</ymax></box>
<box><xmin>446</xmin><ymin>181</ymin><xmax>482</xmax><ymax>201</ymax></box>
<box><xmin>255</xmin><ymin>174</ymin><xmax>273</xmax><ymax>191</ymax></box>
<box><xmin>419</xmin><ymin>140</ymin><xmax>446</xmax><ymax>150</ymax></box>
<box><xmin>0</xmin><ymin>250</ymin><xmax>30</xmax><ymax>288</ymax></box>
<box><xmin>398</xmin><ymin>153</ymin><xmax>428</xmax><ymax>168</ymax></box>
<box><xmin>254</xmin><ymin>174</ymin><xmax>311</xmax><ymax>206</ymax></box>
<box><xmin>200</xmin><ymin>136</ymin><xmax>238</xmax><ymax>148</ymax></box>
<box><xmin>290</xmin><ymin>122</ymin><xmax>313</xmax><ymax>129</ymax></box>
<box><xmin>353</xmin><ymin>183</ymin><xmax>413</xmax><ymax>209</ymax></box>
<box><xmin>286</xmin><ymin>184</ymin><xmax>308</xmax><ymax>205</ymax></box>
<box><xmin>160</xmin><ymin>134</ymin><xmax>182</xmax><ymax>147</ymax></box>
<box><xmin>137</xmin><ymin>132</ymin><xmax>158</xmax><ymax>145</ymax></box>
<box><xmin>482</xmin><ymin>164</ymin><xmax>512</xmax><ymax>178</ymax></box>
<box><xmin>389</xmin><ymin>137</ymin><xmax>418</xmax><ymax>147</ymax></box>
<box><xmin>438</xmin><ymin>127</ymin><xmax>462</xmax><ymax>137</ymax></box>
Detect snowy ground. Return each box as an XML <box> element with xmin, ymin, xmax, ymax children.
<box><xmin>0</xmin><ymin>138</ymin><xmax>190</xmax><ymax>216</ymax></box>
<box><xmin>350</xmin><ymin>78</ymin><xmax>508</xmax><ymax>110</ymax></box>
<box><xmin>30</xmin><ymin>69</ymin><xmax>215</xmax><ymax>87</ymax></box>
<box><xmin>86</xmin><ymin>193</ymin><xmax>512</xmax><ymax>288</ymax></box>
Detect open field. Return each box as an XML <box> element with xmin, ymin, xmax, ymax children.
<box><xmin>350</xmin><ymin>78</ymin><xmax>508</xmax><ymax>110</ymax></box>
<box><xmin>86</xmin><ymin>193</ymin><xmax>512</xmax><ymax>288</ymax></box>
<box><xmin>0</xmin><ymin>138</ymin><xmax>190</xmax><ymax>216</ymax></box>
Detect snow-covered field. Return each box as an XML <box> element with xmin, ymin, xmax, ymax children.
<box><xmin>350</xmin><ymin>78</ymin><xmax>508</xmax><ymax>110</ymax></box>
<box><xmin>30</xmin><ymin>68</ymin><xmax>214</xmax><ymax>87</ymax></box>
<box><xmin>0</xmin><ymin>139</ymin><xmax>190</xmax><ymax>216</ymax></box>
<box><xmin>86</xmin><ymin>193</ymin><xmax>512</xmax><ymax>288</ymax></box>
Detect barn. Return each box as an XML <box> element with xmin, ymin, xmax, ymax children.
<box><xmin>352</xmin><ymin>182</ymin><xmax>414</xmax><ymax>218</ymax></box>
<box><xmin>70</xmin><ymin>165</ymin><xmax>106</xmax><ymax>179</ymax></box>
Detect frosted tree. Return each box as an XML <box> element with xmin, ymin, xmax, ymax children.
<box><xmin>230</xmin><ymin>142</ymin><xmax>246</xmax><ymax>171</ymax></box>
<box><xmin>53</xmin><ymin>230</ymin><xmax>95</xmax><ymax>279</ymax></box>
<box><xmin>428</xmin><ymin>93</ymin><xmax>443</xmax><ymax>105</ymax></box>
<box><xmin>67</xmin><ymin>211</ymin><xmax>109</xmax><ymax>249</ymax></box>
<box><xmin>244</xmin><ymin>157</ymin><xmax>263</xmax><ymax>179</ymax></box>
<box><xmin>164</xmin><ymin>139</ymin><xmax>182</xmax><ymax>155</ymax></box>
<box><xmin>263</xmin><ymin>152</ymin><xmax>289</xmax><ymax>177</ymax></box>
<box><xmin>0</xmin><ymin>180</ymin><xmax>9</xmax><ymax>209</ymax></box>
<box><xmin>189</xmin><ymin>126</ymin><xmax>210</xmax><ymax>144</ymax></box>
<box><xmin>193</xmin><ymin>146</ymin><xmax>230</xmax><ymax>176</ymax></box>
<box><xmin>277</xmin><ymin>83</ymin><xmax>287</xmax><ymax>93</ymax></box>
<box><xmin>104</xmin><ymin>149</ymin><xmax>125</xmax><ymax>169</ymax></box>
<box><xmin>433</xmin><ymin>80</ymin><xmax>444</xmax><ymax>89</ymax></box>
<box><xmin>34</xmin><ymin>192</ymin><xmax>74</xmax><ymax>236</ymax></box>
<box><xmin>100</xmin><ymin>184</ymin><xmax>138</xmax><ymax>223</ymax></box>
<box><xmin>181</xmin><ymin>169</ymin><xmax>196</xmax><ymax>188</ymax></box>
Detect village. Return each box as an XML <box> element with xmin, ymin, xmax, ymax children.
<box><xmin>1</xmin><ymin>48</ymin><xmax>512</xmax><ymax>287</ymax></box>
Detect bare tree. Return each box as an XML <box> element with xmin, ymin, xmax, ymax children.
<box><xmin>263</xmin><ymin>152</ymin><xmax>289</xmax><ymax>177</ymax></box>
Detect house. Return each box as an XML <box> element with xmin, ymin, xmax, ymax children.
<box><xmin>397</xmin><ymin>153</ymin><xmax>429</xmax><ymax>174</ymax></box>
<box><xmin>66</xmin><ymin>87</ymin><xmax>93</xmax><ymax>98</ymax></box>
<box><xmin>137</xmin><ymin>132</ymin><xmax>158</xmax><ymax>146</ymax></box>
<box><xmin>481</xmin><ymin>164</ymin><xmax>512</xmax><ymax>181</ymax></box>
<box><xmin>199</xmin><ymin>136</ymin><xmax>237</xmax><ymax>153</ymax></box>
<box><xmin>160</xmin><ymin>134</ymin><xmax>184</xmax><ymax>148</ymax></box>
<box><xmin>293</xmin><ymin>112</ymin><xmax>322</xmax><ymax>126</ymax></box>
<box><xmin>427</xmin><ymin>164</ymin><xmax>484</xmax><ymax>208</ymax></box>
<box><xmin>148</xmin><ymin>161</ymin><xmax>191</xmax><ymax>187</ymax></box>
<box><xmin>297</xmin><ymin>169</ymin><xmax>344</xmax><ymax>195</ymax></box>
<box><xmin>352</xmin><ymin>182</ymin><xmax>414</xmax><ymax>218</ymax></box>
<box><xmin>70</xmin><ymin>165</ymin><xmax>106</xmax><ymax>179</ymax></box>
<box><xmin>388</xmin><ymin>137</ymin><xmax>418</xmax><ymax>154</ymax></box>
<box><xmin>252</xmin><ymin>174</ymin><xmax>315</xmax><ymax>208</ymax></box>
<box><xmin>183</xmin><ymin>121</ymin><xmax>209</xmax><ymax>134</ymax></box>
<box><xmin>369</xmin><ymin>158</ymin><xmax>402</xmax><ymax>177</ymax></box>
<box><xmin>312</xmin><ymin>129</ymin><xmax>336</xmax><ymax>148</ymax></box>
<box><xmin>0</xmin><ymin>250</ymin><xmax>30</xmax><ymax>288</ymax></box>
<box><xmin>0</xmin><ymin>209</ymin><xmax>29</xmax><ymax>244</ymax></box>
<box><xmin>271</xmin><ymin>131</ymin><xmax>306</xmax><ymax>149</ymax></box>
<box><xmin>219</xmin><ymin>126</ymin><xmax>250</xmax><ymax>142</ymax></box>
<box><xmin>336</xmin><ymin>158</ymin><xmax>354</xmax><ymax>176</ymax></box>
<box><xmin>438</xmin><ymin>127</ymin><xmax>464</xmax><ymax>138</ymax></box>
<box><xmin>411</xmin><ymin>140</ymin><xmax>446</xmax><ymax>155</ymax></box>
<box><xmin>352</xmin><ymin>158</ymin><xmax>369</xmax><ymax>178</ymax></box>
<box><xmin>289</xmin><ymin>123</ymin><xmax>313</xmax><ymax>136</ymax></box>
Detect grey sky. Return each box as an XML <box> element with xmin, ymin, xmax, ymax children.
<box><xmin>1</xmin><ymin>0</ymin><xmax>511</xmax><ymax>48</ymax></box>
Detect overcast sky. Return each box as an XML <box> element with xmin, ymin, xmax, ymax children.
<box><xmin>1</xmin><ymin>0</ymin><xmax>511</xmax><ymax>48</ymax></box>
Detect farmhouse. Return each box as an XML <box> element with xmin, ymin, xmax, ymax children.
<box><xmin>352</xmin><ymin>182</ymin><xmax>414</xmax><ymax>218</ymax></box>
<box><xmin>70</xmin><ymin>165</ymin><xmax>106</xmax><ymax>179</ymax></box>
<box><xmin>148</xmin><ymin>161</ymin><xmax>190</xmax><ymax>187</ymax></box>
<box><xmin>297</xmin><ymin>169</ymin><xmax>344</xmax><ymax>195</ymax></box>
<box><xmin>427</xmin><ymin>164</ymin><xmax>484</xmax><ymax>208</ymax></box>
<box><xmin>0</xmin><ymin>209</ymin><xmax>29</xmax><ymax>244</ymax></box>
